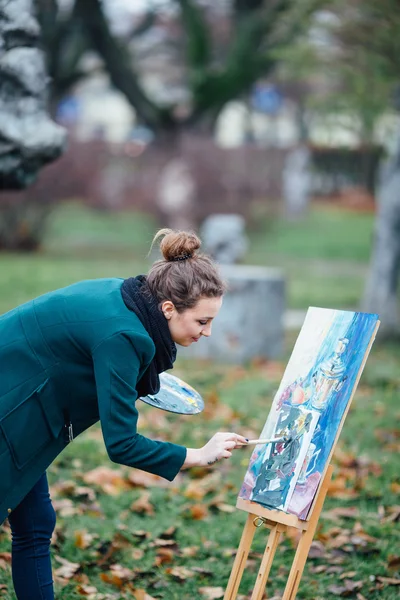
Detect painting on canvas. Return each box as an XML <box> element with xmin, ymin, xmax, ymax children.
<box><xmin>239</xmin><ymin>307</ymin><xmax>379</xmax><ymax>519</ymax></box>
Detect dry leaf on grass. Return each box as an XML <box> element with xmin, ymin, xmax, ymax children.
<box><xmin>388</xmin><ymin>555</ymin><xmax>400</xmax><ymax>570</ymax></box>
<box><xmin>130</xmin><ymin>491</ymin><xmax>155</xmax><ymax>515</ymax></box>
<box><xmin>76</xmin><ymin>584</ymin><xmax>98</xmax><ymax>598</ymax></box>
<box><xmin>54</xmin><ymin>555</ymin><xmax>81</xmax><ymax>579</ymax></box>
<box><xmin>74</xmin><ymin>530</ymin><xmax>97</xmax><ymax>549</ymax></box>
<box><xmin>0</xmin><ymin>553</ymin><xmax>11</xmax><ymax>565</ymax></box>
<box><xmin>181</xmin><ymin>546</ymin><xmax>200</xmax><ymax>557</ymax></box>
<box><xmin>128</xmin><ymin>470</ymin><xmax>171</xmax><ymax>488</ymax></box>
<box><xmin>328</xmin><ymin>579</ymin><xmax>363</xmax><ymax>596</ymax></box>
<box><xmin>154</xmin><ymin>548</ymin><xmax>175</xmax><ymax>566</ymax></box>
<box><xmin>82</xmin><ymin>467</ymin><xmax>130</xmax><ymax>496</ymax></box>
<box><xmin>132</xmin><ymin>548</ymin><xmax>145</xmax><ymax>561</ymax></box>
<box><xmin>323</xmin><ymin>507</ymin><xmax>359</xmax><ymax>520</ymax></box>
<box><xmin>381</xmin><ymin>505</ymin><xmax>400</xmax><ymax>523</ymax></box>
<box><xmin>165</xmin><ymin>566</ymin><xmax>196</xmax><ymax>581</ymax></box>
<box><xmin>184</xmin><ymin>472</ymin><xmax>221</xmax><ymax>500</ymax></box>
<box><xmin>376</xmin><ymin>576</ymin><xmax>400</xmax><ymax>586</ymax></box>
<box><xmin>180</xmin><ymin>502</ymin><xmax>209</xmax><ymax>520</ymax></box>
<box><xmin>208</xmin><ymin>494</ymin><xmax>235</xmax><ymax>513</ymax></box>
<box><xmin>99</xmin><ymin>564</ymin><xmax>135</xmax><ymax>588</ymax></box>
<box><xmin>132</xmin><ymin>589</ymin><xmax>158</xmax><ymax>600</ymax></box>
<box><xmin>52</xmin><ymin>498</ymin><xmax>81</xmax><ymax>517</ymax></box>
<box><xmin>199</xmin><ymin>586</ymin><xmax>225</xmax><ymax>599</ymax></box>
<box><xmin>159</xmin><ymin>525</ymin><xmax>177</xmax><ymax>539</ymax></box>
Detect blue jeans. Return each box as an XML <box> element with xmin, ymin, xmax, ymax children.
<box><xmin>8</xmin><ymin>473</ymin><xmax>55</xmax><ymax>600</ymax></box>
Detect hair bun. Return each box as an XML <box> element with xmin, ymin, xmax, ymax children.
<box><xmin>152</xmin><ymin>229</ymin><xmax>201</xmax><ymax>262</ymax></box>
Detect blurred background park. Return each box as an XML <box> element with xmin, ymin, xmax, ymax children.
<box><xmin>0</xmin><ymin>1</ymin><xmax>399</xmax><ymax>599</ymax></box>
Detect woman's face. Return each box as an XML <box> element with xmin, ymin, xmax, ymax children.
<box><xmin>162</xmin><ymin>296</ymin><xmax>223</xmax><ymax>346</ymax></box>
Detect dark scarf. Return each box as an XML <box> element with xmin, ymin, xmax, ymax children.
<box><xmin>120</xmin><ymin>275</ymin><xmax>176</xmax><ymax>398</ymax></box>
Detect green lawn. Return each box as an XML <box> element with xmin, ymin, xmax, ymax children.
<box><xmin>1</xmin><ymin>202</ymin><xmax>398</xmax><ymax>599</ymax></box>
<box><xmin>0</xmin><ymin>201</ymin><xmax>374</xmax><ymax>314</ymax></box>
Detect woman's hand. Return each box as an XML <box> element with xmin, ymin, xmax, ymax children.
<box><xmin>182</xmin><ymin>432</ymin><xmax>248</xmax><ymax>469</ymax></box>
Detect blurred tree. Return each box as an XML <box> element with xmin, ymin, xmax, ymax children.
<box><xmin>334</xmin><ymin>0</ymin><xmax>400</xmax><ymax>335</ymax></box>
<box><xmin>34</xmin><ymin>0</ymin><xmax>321</xmax><ymax>136</ymax></box>
<box><xmin>272</xmin><ymin>0</ymin><xmax>400</xmax><ymax>332</ymax></box>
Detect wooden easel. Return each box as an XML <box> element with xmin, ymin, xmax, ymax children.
<box><xmin>224</xmin><ymin>464</ymin><xmax>333</xmax><ymax>600</ymax></box>
<box><xmin>224</xmin><ymin>319</ymin><xmax>380</xmax><ymax>599</ymax></box>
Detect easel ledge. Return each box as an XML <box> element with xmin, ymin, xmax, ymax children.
<box><xmin>236</xmin><ymin>498</ymin><xmax>309</xmax><ymax>530</ymax></box>
<box><xmin>224</xmin><ymin>464</ymin><xmax>333</xmax><ymax>600</ymax></box>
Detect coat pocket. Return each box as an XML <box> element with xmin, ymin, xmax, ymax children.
<box><xmin>0</xmin><ymin>378</ymin><xmax>62</xmax><ymax>471</ymax></box>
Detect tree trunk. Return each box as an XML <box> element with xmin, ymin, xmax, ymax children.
<box><xmin>362</xmin><ymin>151</ymin><xmax>400</xmax><ymax>336</ymax></box>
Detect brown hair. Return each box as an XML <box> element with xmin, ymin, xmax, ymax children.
<box><xmin>146</xmin><ymin>229</ymin><xmax>227</xmax><ymax>312</ymax></box>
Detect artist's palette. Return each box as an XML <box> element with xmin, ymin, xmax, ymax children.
<box><xmin>139</xmin><ymin>372</ymin><xmax>204</xmax><ymax>415</ymax></box>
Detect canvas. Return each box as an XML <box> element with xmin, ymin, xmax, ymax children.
<box><xmin>239</xmin><ymin>307</ymin><xmax>379</xmax><ymax>519</ymax></box>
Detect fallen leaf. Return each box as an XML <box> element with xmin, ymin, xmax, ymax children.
<box><xmin>74</xmin><ymin>486</ymin><xmax>97</xmax><ymax>502</ymax></box>
<box><xmin>74</xmin><ymin>530</ymin><xmax>96</xmax><ymax>549</ymax></box>
<box><xmin>150</xmin><ymin>538</ymin><xmax>178</xmax><ymax>548</ymax></box>
<box><xmin>390</xmin><ymin>482</ymin><xmax>400</xmax><ymax>494</ymax></box>
<box><xmin>99</xmin><ymin>564</ymin><xmax>135</xmax><ymax>588</ymax></box>
<box><xmin>323</xmin><ymin>507</ymin><xmax>359</xmax><ymax>520</ymax></box>
<box><xmin>181</xmin><ymin>546</ymin><xmax>200</xmax><ymax>557</ymax></box>
<box><xmin>184</xmin><ymin>472</ymin><xmax>221</xmax><ymax>500</ymax></box>
<box><xmin>192</xmin><ymin>566</ymin><xmax>213</xmax><ymax>577</ymax></box>
<box><xmin>128</xmin><ymin>470</ymin><xmax>171</xmax><ymax>488</ymax></box>
<box><xmin>388</xmin><ymin>555</ymin><xmax>400</xmax><ymax>570</ymax></box>
<box><xmin>154</xmin><ymin>548</ymin><xmax>175</xmax><ymax>566</ymax></box>
<box><xmin>83</xmin><ymin>467</ymin><xmax>130</xmax><ymax>496</ymax></box>
<box><xmin>54</xmin><ymin>555</ymin><xmax>81</xmax><ymax>579</ymax></box>
<box><xmin>381</xmin><ymin>506</ymin><xmax>400</xmax><ymax>523</ymax></box>
<box><xmin>132</xmin><ymin>549</ymin><xmax>145</xmax><ymax>560</ymax></box>
<box><xmin>307</xmin><ymin>541</ymin><xmax>326</xmax><ymax>558</ymax></box>
<box><xmin>340</xmin><ymin>571</ymin><xmax>357</xmax><ymax>579</ymax></box>
<box><xmin>310</xmin><ymin>565</ymin><xmax>328</xmax><ymax>574</ymax></box>
<box><xmin>199</xmin><ymin>586</ymin><xmax>225</xmax><ymax>598</ymax></box>
<box><xmin>132</xmin><ymin>530</ymin><xmax>151</xmax><ymax>540</ymax></box>
<box><xmin>52</xmin><ymin>498</ymin><xmax>81</xmax><ymax>517</ymax></box>
<box><xmin>0</xmin><ymin>553</ymin><xmax>11</xmax><ymax>564</ymax></box>
<box><xmin>326</xmin><ymin>567</ymin><xmax>345</xmax><ymax>576</ymax></box>
<box><xmin>376</xmin><ymin>576</ymin><xmax>400</xmax><ymax>586</ymax></box>
<box><xmin>165</xmin><ymin>566</ymin><xmax>196</xmax><ymax>581</ymax></box>
<box><xmin>130</xmin><ymin>492</ymin><xmax>155</xmax><ymax>516</ymax></box>
<box><xmin>328</xmin><ymin>580</ymin><xmax>363</xmax><ymax>596</ymax></box>
<box><xmin>159</xmin><ymin>526</ymin><xmax>177</xmax><ymax>539</ymax></box>
<box><xmin>132</xmin><ymin>589</ymin><xmax>158</xmax><ymax>600</ymax></box>
<box><xmin>76</xmin><ymin>584</ymin><xmax>98</xmax><ymax>597</ymax></box>
<box><xmin>208</xmin><ymin>494</ymin><xmax>235</xmax><ymax>513</ymax></box>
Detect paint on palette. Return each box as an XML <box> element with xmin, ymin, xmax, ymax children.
<box><xmin>140</xmin><ymin>372</ymin><xmax>204</xmax><ymax>415</ymax></box>
<box><xmin>239</xmin><ymin>307</ymin><xmax>379</xmax><ymax>518</ymax></box>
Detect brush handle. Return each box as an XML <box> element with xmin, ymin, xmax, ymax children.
<box><xmin>246</xmin><ymin>436</ymin><xmax>286</xmax><ymax>445</ymax></box>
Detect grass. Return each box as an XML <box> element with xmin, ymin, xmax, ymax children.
<box><xmin>0</xmin><ymin>201</ymin><xmax>375</xmax><ymax>314</ymax></box>
<box><xmin>245</xmin><ymin>204</ymin><xmax>374</xmax><ymax>310</ymax></box>
<box><xmin>1</xmin><ymin>201</ymin><xmax>399</xmax><ymax>599</ymax></box>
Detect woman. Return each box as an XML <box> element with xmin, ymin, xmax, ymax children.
<box><xmin>0</xmin><ymin>228</ymin><xmax>247</xmax><ymax>600</ymax></box>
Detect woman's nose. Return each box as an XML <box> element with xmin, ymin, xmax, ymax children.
<box><xmin>201</xmin><ymin>323</ymin><xmax>212</xmax><ymax>337</ymax></box>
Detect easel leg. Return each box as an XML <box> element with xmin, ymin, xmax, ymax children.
<box><xmin>224</xmin><ymin>513</ymin><xmax>258</xmax><ymax>600</ymax></box>
<box><xmin>250</xmin><ymin>523</ymin><xmax>286</xmax><ymax>600</ymax></box>
<box><xmin>282</xmin><ymin>465</ymin><xmax>333</xmax><ymax>600</ymax></box>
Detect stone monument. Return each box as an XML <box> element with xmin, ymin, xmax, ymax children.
<box><xmin>180</xmin><ymin>214</ymin><xmax>285</xmax><ymax>363</ymax></box>
<box><xmin>201</xmin><ymin>214</ymin><xmax>248</xmax><ymax>264</ymax></box>
<box><xmin>0</xmin><ymin>0</ymin><xmax>66</xmax><ymax>189</ymax></box>
<box><xmin>156</xmin><ymin>158</ymin><xmax>196</xmax><ymax>230</ymax></box>
<box><xmin>282</xmin><ymin>145</ymin><xmax>312</xmax><ymax>219</ymax></box>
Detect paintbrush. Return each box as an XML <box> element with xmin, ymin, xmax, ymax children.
<box><xmin>245</xmin><ymin>435</ymin><xmax>291</xmax><ymax>445</ymax></box>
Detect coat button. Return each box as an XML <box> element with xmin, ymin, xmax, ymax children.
<box><xmin>7</xmin><ymin>508</ymin><xmax>12</xmax><ymax>514</ymax></box>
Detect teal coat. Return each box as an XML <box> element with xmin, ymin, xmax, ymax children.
<box><xmin>0</xmin><ymin>278</ymin><xmax>187</xmax><ymax>523</ymax></box>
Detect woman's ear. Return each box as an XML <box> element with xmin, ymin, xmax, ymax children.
<box><xmin>161</xmin><ymin>300</ymin><xmax>175</xmax><ymax>320</ymax></box>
